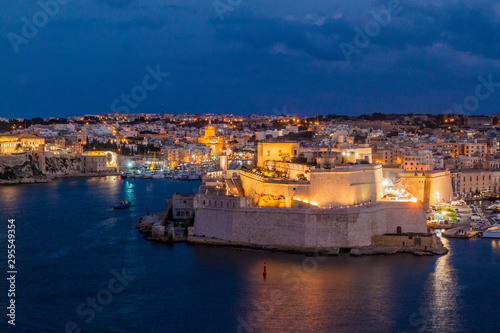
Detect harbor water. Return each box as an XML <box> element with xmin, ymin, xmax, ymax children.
<box><xmin>1</xmin><ymin>177</ymin><xmax>500</xmax><ymax>332</ymax></box>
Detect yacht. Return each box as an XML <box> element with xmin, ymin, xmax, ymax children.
<box><xmin>188</xmin><ymin>172</ymin><xmax>201</xmax><ymax>181</ymax></box>
<box><xmin>482</xmin><ymin>227</ymin><xmax>500</xmax><ymax>239</ymax></box>
<box><xmin>486</xmin><ymin>202</ymin><xmax>500</xmax><ymax>210</ymax></box>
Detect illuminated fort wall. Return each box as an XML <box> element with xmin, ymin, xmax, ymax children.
<box><xmin>193</xmin><ymin>200</ymin><xmax>426</xmax><ymax>248</ymax></box>
<box><xmin>398</xmin><ymin>171</ymin><xmax>452</xmax><ymax>206</ymax></box>
<box><xmin>240</xmin><ymin>163</ymin><xmax>384</xmax><ymax>209</ymax></box>
<box><xmin>256</xmin><ymin>142</ymin><xmax>300</xmax><ymax>167</ymax></box>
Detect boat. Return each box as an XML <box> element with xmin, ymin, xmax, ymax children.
<box><xmin>482</xmin><ymin>226</ymin><xmax>500</xmax><ymax>239</ymax></box>
<box><xmin>114</xmin><ymin>201</ymin><xmax>131</xmax><ymax>209</ymax></box>
<box><xmin>188</xmin><ymin>173</ymin><xmax>201</xmax><ymax>181</ymax></box>
<box><xmin>134</xmin><ymin>173</ymin><xmax>143</xmax><ymax>179</ymax></box>
<box><xmin>152</xmin><ymin>172</ymin><xmax>165</xmax><ymax>179</ymax></box>
<box><xmin>142</xmin><ymin>172</ymin><xmax>153</xmax><ymax>179</ymax></box>
<box><xmin>486</xmin><ymin>203</ymin><xmax>500</xmax><ymax>210</ymax></box>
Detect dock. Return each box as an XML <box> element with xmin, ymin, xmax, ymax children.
<box><xmin>443</xmin><ymin>226</ymin><xmax>480</xmax><ymax>239</ymax></box>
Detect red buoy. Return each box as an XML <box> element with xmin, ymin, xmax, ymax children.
<box><xmin>263</xmin><ymin>262</ymin><xmax>267</xmax><ymax>277</ymax></box>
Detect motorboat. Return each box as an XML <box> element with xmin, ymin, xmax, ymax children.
<box><xmin>134</xmin><ymin>173</ymin><xmax>143</xmax><ymax>179</ymax></box>
<box><xmin>486</xmin><ymin>202</ymin><xmax>500</xmax><ymax>210</ymax></box>
<box><xmin>114</xmin><ymin>201</ymin><xmax>131</xmax><ymax>209</ymax></box>
<box><xmin>142</xmin><ymin>172</ymin><xmax>153</xmax><ymax>179</ymax></box>
<box><xmin>482</xmin><ymin>226</ymin><xmax>500</xmax><ymax>239</ymax></box>
<box><xmin>152</xmin><ymin>172</ymin><xmax>165</xmax><ymax>179</ymax></box>
<box><xmin>188</xmin><ymin>173</ymin><xmax>201</xmax><ymax>181</ymax></box>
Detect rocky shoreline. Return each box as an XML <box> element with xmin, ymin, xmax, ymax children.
<box><xmin>187</xmin><ymin>236</ymin><xmax>448</xmax><ymax>256</ymax></box>
<box><xmin>350</xmin><ymin>244</ymin><xmax>448</xmax><ymax>256</ymax></box>
<box><xmin>0</xmin><ymin>176</ymin><xmax>52</xmax><ymax>185</ymax></box>
<box><xmin>0</xmin><ymin>156</ymin><xmax>118</xmax><ymax>185</ymax></box>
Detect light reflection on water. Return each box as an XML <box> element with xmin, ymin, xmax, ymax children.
<box><xmin>427</xmin><ymin>246</ymin><xmax>462</xmax><ymax>332</ymax></box>
<box><xmin>1</xmin><ymin>178</ymin><xmax>500</xmax><ymax>332</ymax></box>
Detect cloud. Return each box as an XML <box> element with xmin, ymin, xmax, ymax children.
<box><xmin>215</xmin><ymin>1</ymin><xmax>500</xmax><ymax>64</ymax></box>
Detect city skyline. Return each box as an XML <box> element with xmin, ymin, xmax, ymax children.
<box><xmin>2</xmin><ymin>0</ymin><xmax>500</xmax><ymax>119</ymax></box>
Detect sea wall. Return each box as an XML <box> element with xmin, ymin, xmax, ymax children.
<box><xmin>0</xmin><ymin>153</ymin><xmax>50</xmax><ymax>184</ymax></box>
<box><xmin>0</xmin><ymin>154</ymin><xmax>29</xmax><ymax>167</ymax></box>
<box><xmin>193</xmin><ymin>201</ymin><xmax>426</xmax><ymax>249</ymax></box>
<box><xmin>0</xmin><ymin>152</ymin><xmax>118</xmax><ymax>185</ymax></box>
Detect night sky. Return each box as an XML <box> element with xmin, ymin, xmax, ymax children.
<box><xmin>1</xmin><ymin>0</ymin><xmax>500</xmax><ymax>118</ymax></box>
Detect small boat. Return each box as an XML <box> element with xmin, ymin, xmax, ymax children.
<box><xmin>482</xmin><ymin>226</ymin><xmax>500</xmax><ymax>239</ymax></box>
<box><xmin>134</xmin><ymin>173</ymin><xmax>143</xmax><ymax>179</ymax></box>
<box><xmin>188</xmin><ymin>173</ymin><xmax>201</xmax><ymax>180</ymax></box>
<box><xmin>114</xmin><ymin>201</ymin><xmax>131</xmax><ymax>209</ymax></box>
<box><xmin>142</xmin><ymin>172</ymin><xmax>153</xmax><ymax>179</ymax></box>
<box><xmin>152</xmin><ymin>172</ymin><xmax>165</xmax><ymax>179</ymax></box>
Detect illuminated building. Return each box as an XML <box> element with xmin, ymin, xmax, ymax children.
<box><xmin>0</xmin><ymin>135</ymin><xmax>45</xmax><ymax>154</ymax></box>
<box><xmin>189</xmin><ymin>141</ymin><xmax>429</xmax><ymax>250</ymax></box>
<box><xmin>82</xmin><ymin>151</ymin><xmax>119</xmax><ymax>173</ymax></box>
<box><xmin>198</xmin><ymin>122</ymin><xmax>223</xmax><ymax>155</ymax></box>
<box><xmin>0</xmin><ymin>137</ymin><xmax>21</xmax><ymax>154</ymax></box>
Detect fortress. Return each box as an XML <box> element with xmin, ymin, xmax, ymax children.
<box><xmin>189</xmin><ymin>142</ymin><xmax>447</xmax><ymax>253</ymax></box>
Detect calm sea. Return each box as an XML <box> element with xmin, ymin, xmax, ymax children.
<box><xmin>0</xmin><ymin>177</ymin><xmax>499</xmax><ymax>333</ymax></box>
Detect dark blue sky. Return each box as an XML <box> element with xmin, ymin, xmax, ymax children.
<box><xmin>1</xmin><ymin>0</ymin><xmax>500</xmax><ymax>118</ymax></box>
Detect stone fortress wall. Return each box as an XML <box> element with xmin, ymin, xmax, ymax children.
<box><xmin>193</xmin><ymin>199</ymin><xmax>426</xmax><ymax>249</ymax></box>
<box><xmin>192</xmin><ymin>142</ymin><xmax>431</xmax><ymax>251</ymax></box>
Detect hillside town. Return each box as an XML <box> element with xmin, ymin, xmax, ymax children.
<box><xmin>0</xmin><ymin>112</ymin><xmax>499</xmax><ymax>199</ymax></box>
